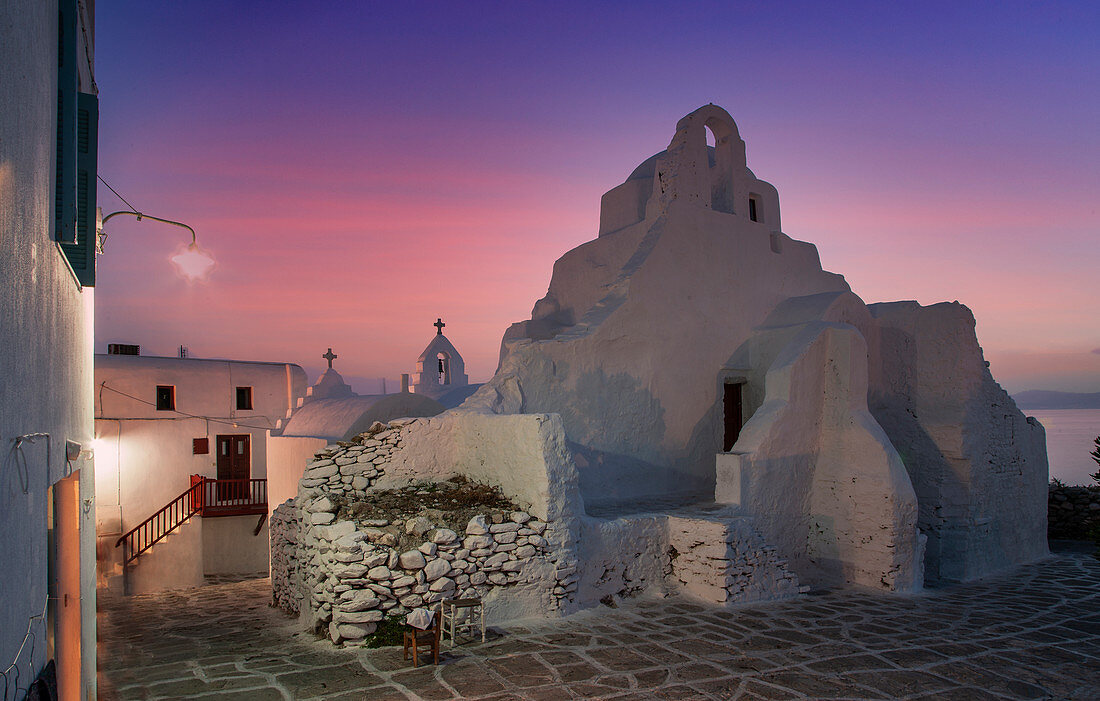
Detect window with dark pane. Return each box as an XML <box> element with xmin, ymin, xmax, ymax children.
<box><xmin>156</xmin><ymin>385</ymin><xmax>175</xmax><ymax>411</ymax></box>
<box><xmin>236</xmin><ymin>386</ymin><xmax>253</xmax><ymax>410</ymax></box>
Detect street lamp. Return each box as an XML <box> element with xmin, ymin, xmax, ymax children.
<box><xmin>98</xmin><ymin>209</ymin><xmax>216</xmax><ymax>281</ymax></box>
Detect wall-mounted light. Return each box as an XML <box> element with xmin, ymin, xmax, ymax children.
<box><xmin>99</xmin><ymin>209</ymin><xmax>216</xmax><ymax>281</ymax></box>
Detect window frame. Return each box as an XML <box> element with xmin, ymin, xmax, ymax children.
<box><xmin>235</xmin><ymin>386</ymin><xmax>253</xmax><ymax>411</ymax></box>
<box><xmin>156</xmin><ymin>385</ymin><xmax>176</xmax><ymax>411</ymax></box>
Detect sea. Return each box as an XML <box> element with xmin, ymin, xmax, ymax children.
<box><xmin>1025</xmin><ymin>409</ymin><xmax>1100</xmax><ymax>486</ymax></box>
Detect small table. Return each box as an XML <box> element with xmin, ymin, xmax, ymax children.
<box><xmin>440</xmin><ymin>597</ymin><xmax>485</xmax><ymax>648</ymax></box>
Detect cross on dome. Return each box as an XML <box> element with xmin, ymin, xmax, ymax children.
<box><xmin>434</xmin><ymin>318</ymin><xmax>445</xmax><ymax>335</ymax></box>
<box><xmin>322</xmin><ymin>348</ymin><xmax>337</xmax><ymax>369</ymax></box>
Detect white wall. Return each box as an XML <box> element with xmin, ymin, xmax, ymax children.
<box><xmin>94</xmin><ymin>357</ymin><xmax>306</xmax><ymax>593</ymax></box>
<box><xmin>0</xmin><ymin>1</ymin><xmax>97</xmax><ymax>696</ymax></box>
<box><xmin>267</xmin><ymin>434</ymin><xmax>327</xmax><ymax>518</ymax></box>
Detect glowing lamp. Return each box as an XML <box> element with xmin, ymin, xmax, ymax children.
<box><xmin>100</xmin><ymin>210</ymin><xmax>216</xmax><ymax>282</ymax></box>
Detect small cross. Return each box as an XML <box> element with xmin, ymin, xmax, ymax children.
<box><xmin>434</xmin><ymin>318</ymin><xmax>445</xmax><ymax>335</ymax></box>
<box><xmin>322</xmin><ymin>348</ymin><xmax>337</xmax><ymax>369</ymax></box>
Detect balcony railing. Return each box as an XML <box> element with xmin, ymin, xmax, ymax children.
<box><xmin>115</xmin><ymin>476</ymin><xmax>267</xmax><ymax>563</ymax></box>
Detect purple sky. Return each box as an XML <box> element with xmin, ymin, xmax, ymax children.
<box><xmin>93</xmin><ymin>1</ymin><xmax>1100</xmax><ymax>393</ymax></box>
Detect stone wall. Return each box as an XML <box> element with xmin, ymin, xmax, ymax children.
<box><xmin>1048</xmin><ymin>484</ymin><xmax>1100</xmax><ymax>540</ymax></box>
<box><xmin>269</xmin><ymin>419</ymin><xmax>583</xmax><ymax>646</ymax></box>
<box><xmin>667</xmin><ymin>515</ymin><xmax>803</xmax><ymax>603</ymax></box>
<box><xmin>270</xmin><ymin>499</ymin><xmax>302</xmax><ymax>614</ymax></box>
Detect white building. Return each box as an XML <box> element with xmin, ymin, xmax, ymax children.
<box><xmin>410</xmin><ymin>318</ymin><xmax>480</xmax><ymax>408</ymax></box>
<box><xmin>1</xmin><ymin>1</ymin><xmax>99</xmax><ymax>697</ymax></box>
<box><xmin>94</xmin><ymin>351</ymin><xmax>308</xmax><ymax>594</ymax></box>
<box><xmin>266</xmin><ymin>349</ymin><xmax>445</xmax><ymax>522</ymax></box>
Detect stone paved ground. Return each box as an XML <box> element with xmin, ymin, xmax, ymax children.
<box><xmin>98</xmin><ymin>549</ymin><xmax>1100</xmax><ymax>700</ymax></box>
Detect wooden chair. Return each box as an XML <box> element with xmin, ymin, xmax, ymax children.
<box><xmin>402</xmin><ymin>609</ymin><xmax>442</xmax><ymax>667</ymax></box>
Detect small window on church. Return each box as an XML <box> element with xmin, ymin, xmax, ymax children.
<box><xmin>156</xmin><ymin>385</ymin><xmax>175</xmax><ymax>411</ymax></box>
<box><xmin>236</xmin><ymin>386</ymin><xmax>253</xmax><ymax>410</ymax></box>
<box><xmin>748</xmin><ymin>196</ymin><xmax>759</xmax><ymax>223</ymax></box>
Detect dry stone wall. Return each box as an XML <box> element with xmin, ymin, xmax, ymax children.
<box><xmin>270</xmin><ymin>419</ymin><xmax>581</xmax><ymax>646</ymax></box>
<box><xmin>1048</xmin><ymin>483</ymin><xmax>1100</xmax><ymax>539</ymax></box>
<box><xmin>668</xmin><ymin>515</ymin><xmax>803</xmax><ymax>603</ymax></box>
<box><xmin>270</xmin><ymin>499</ymin><xmax>303</xmax><ymax>614</ymax></box>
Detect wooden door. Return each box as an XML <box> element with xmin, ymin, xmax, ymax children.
<box><xmin>216</xmin><ymin>434</ymin><xmax>250</xmax><ymax>501</ymax></box>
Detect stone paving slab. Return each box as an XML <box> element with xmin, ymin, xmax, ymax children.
<box><xmin>98</xmin><ymin>550</ymin><xmax>1100</xmax><ymax>699</ymax></box>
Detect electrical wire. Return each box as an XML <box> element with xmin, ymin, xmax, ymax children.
<box><xmin>96</xmin><ymin>174</ymin><xmax>137</xmax><ymax>213</ymax></box>
<box><xmin>97</xmin><ymin>382</ymin><xmax>275</xmax><ymax>431</ymax></box>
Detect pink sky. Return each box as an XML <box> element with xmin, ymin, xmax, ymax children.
<box><xmin>93</xmin><ymin>2</ymin><xmax>1100</xmax><ymax>394</ymax></box>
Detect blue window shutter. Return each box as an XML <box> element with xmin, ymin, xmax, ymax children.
<box><xmin>61</xmin><ymin>92</ymin><xmax>98</xmax><ymax>287</ymax></box>
<box><xmin>54</xmin><ymin>1</ymin><xmax>78</xmax><ymax>244</ymax></box>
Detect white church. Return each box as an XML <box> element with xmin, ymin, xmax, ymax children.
<box><xmin>270</xmin><ymin>106</ymin><xmax>1049</xmax><ymax>643</ymax></box>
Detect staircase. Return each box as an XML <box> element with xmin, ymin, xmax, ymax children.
<box><xmin>116</xmin><ymin>476</ymin><xmax>267</xmax><ymax>564</ymax></box>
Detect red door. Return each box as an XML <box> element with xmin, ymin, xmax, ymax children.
<box><xmin>216</xmin><ymin>434</ymin><xmax>250</xmax><ymax>501</ymax></box>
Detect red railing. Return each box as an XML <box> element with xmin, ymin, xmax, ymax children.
<box><xmin>196</xmin><ymin>478</ymin><xmax>267</xmax><ymax>517</ymax></box>
<box><xmin>115</xmin><ymin>477</ymin><xmax>267</xmax><ymax>563</ymax></box>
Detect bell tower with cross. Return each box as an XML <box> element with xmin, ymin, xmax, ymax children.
<box><xmin>410</xmin><ymin>317</ymin><xmax>469</xmax><ymax>398</ymax></box>
<box><xmin>322</xmin><ymin>348</ymin><xmax>337</xmax><ymax>369</ymax></box>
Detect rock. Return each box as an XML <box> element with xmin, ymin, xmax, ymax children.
<box><xmin>488</xmin><ymin>573</ymin><xmax>508</xmax><ymax>585</ymax></box>
<box><xmin>392</xmin><ymin>575</ymin><xmax>416</xmax><ymax>588</ymax></box>
<box><xmin>378</xmin><ymin>533</ymin><xmax>399</xmax><ymax>547</ymax></box>
<box><xmin>419</xmin><ymin>542</ymin><xmax>438</xmax><ymax>557</ymax></box>
<box><xmin>363</xmin><ymin>551</ymin><xmax>388</xmax><ymax>568</ymax></box>
<box><xmin>494</xmin><ymin>531</ymin><xmax>517</xmax><ymax>544</ymax></box>
<box><xmin>491</xmin><ymin>513</ymin><xmax>505</xmax><ymax>524</ymax></box>
<box><xmin>334</xmin><ymin>551</ymin><xmax>363</xmax><ymax>563</ymax></box>
<box><xmin>529</xmin><ymin>521</ymin><xmax>547</xmax><ymax>535</ymax></box>
<box><xmin>489</xmin><ymin>522</ymin><xmax>520</xmax><ymax>533</ymax></box>
<box><xmin>309</xmin><ymin>512</ymin><xmax>335</xmax><ymax>525</ymax></box>
<box><xmin>469</xmin><ymin>571</ymin><xmax>488</xmax><ymax>586</ymax></box>
<box><xmin>406</xmin><ymin>517</ymin><xmax>434</xmax><ymax>537</ymax></box>
<box><xmin>424</xmin><ymin>558</ymin><xmax>452</xmax><ymax>582</ymax></box>
<box><xmin>466</xmin><ymin>515</ymin><xmax>490</xmax><ymax>535</ymax></box>
<box><xmin>367</xmin><ymin>566</ymin><xmax>392</xmax><ymax>581</ymax></box>
<box><xmin>351</xmin><ymin>475</ymin><xmax>369</xmax><ymax>490</ymax></box>
<box><xmin>333</xmin><ymin>563</ymin><xmax>369</xmax><ymax>579</ymax></box>
<box><xmin>387</xmin><ymin>550</ymin><xmax>400</xmax><ymax>569</ymax></box>
<box><xmin>431</xmin><ymin>528</ymin><xmax>459</xmax><ymax>545</ymax></box>
<box><xmin>510</xmin><ymin>511</ymin><xmax>532</xmax><ymax>524</ymax></box>
<box><xmin>527</xmin><ymin>535</ymin><xmax>547</xmax><ymax>548</ymax></box>
<box><xmin>464</xmin><ymin>535</ymin><xmax>494</xmax><ymax>550</ymax></box>
<box><xmin>334</xmin><ymin>533</ymin><xmax>363</xmax><ymax>550</ymax></box>
<box><xmin>311</xmin><ymin>496</ymin><xmax>336</xmax><ymax>513</ymax></box>
<box><xmin>305</xmin><ymin>464</ymin><xmax>339</xmax><ymax>479</ymax></box>
<box><xmin>399</xmin><ymin>550</ymin><xmax>427</xmax><ymax>570</ymax></box>
<box><xmin>364</xmin><ymin>519</ymin><xmax>389</xmax><ymax>527</ymax></box>
<box><xmin>400</xmin><ymin>594</ymin><xmax>424</xmax><ymax>608</ymax></box>
<box><xmin>429</xmin><ymin>577</ymin><xmax>456</xmax><ymax>593</ymax></box>
<box><xmin>514</xmin><ymin>544</ymin><xmax>536</xmax><ymax>559</ymax></box>
<box><xmin>337</xmin><ymin>623</ymin><xmax>375</xmax><ymax>640</ymax></box>
<box><xmin>502</xmin><ymin>560</ymin><xmax>524</xmax><ymax>573</ymax></box>
<box><xmin>334</xmin><ymin>609</ymin><xmax>384</xmax><ymax>625</ymax></box>
<box><xmin>340</xmin><ymin>593</ymin><xmax>380</xmax><ymax>612</ymax></box>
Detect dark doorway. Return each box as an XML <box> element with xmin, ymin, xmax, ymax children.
<box><xmin>723</xmin><ymin>383</ymin><xmax>744</xmax><ymax>451</ymax></box>
<box><xmin>216</xmin><ymin>434</ymin><xmax>250</xmax><ymax>501</ymax></box>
